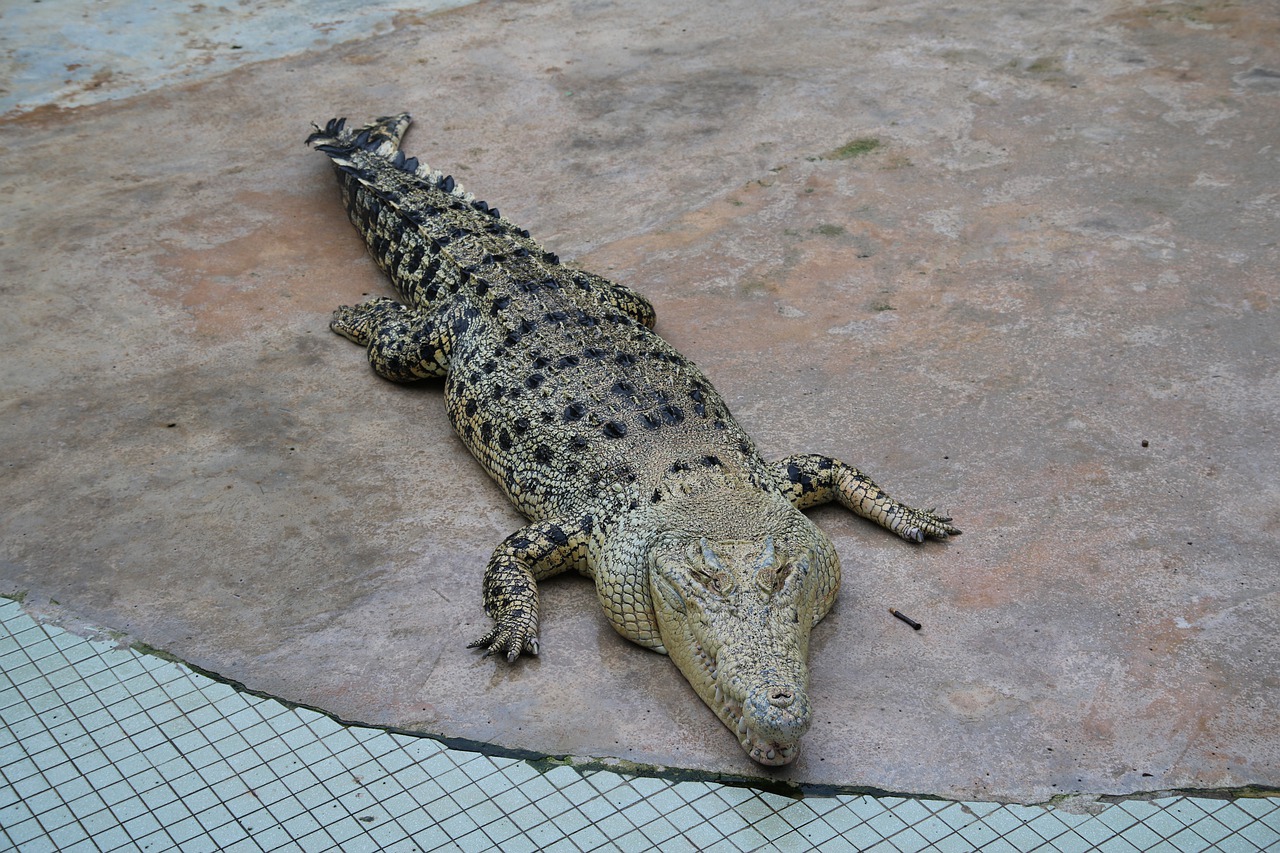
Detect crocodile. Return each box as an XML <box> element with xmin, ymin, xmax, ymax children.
<box><xmin>307</xmin><ymin>113</ymin><xmax>959</xmax><ymax>766</ymax></box>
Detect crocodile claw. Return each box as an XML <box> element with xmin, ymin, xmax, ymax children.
<box><xmin>468</xmin><ymin>625</ymin><xmax>539</xmax><ymax>662</ymax></box>
<box><xmin>891</xmin><ymin>506</ymin><xmax>961</xmax><ymax>542</ymax></box>
<box><xmin>913</xmin><ymin>508</ymin><xmax>962</xmax><ymax>540</ymax></box>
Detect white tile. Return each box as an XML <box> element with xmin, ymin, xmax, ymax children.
<box><xmin>1240</xmin><ymin>822</ymin><xmax>1280</xmax><ymax>850</ymax></box>
<box><xmin>1</xmin><ymin>816</ymin><xmax>47</xmax><ymax>847</ymax></box>
<box><xmin>85</xmin><ymin>822</ymin><xmax>133</xmax><ymax>852</ymax></box>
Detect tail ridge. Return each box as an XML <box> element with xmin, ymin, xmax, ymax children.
<box><xmin>306</xmin><ymin>112</ymin><xmax>480</xmax><ymax>207</ymax></box>
<box><xmin>306</xmin><ymin>113</ymin><xmax>410</xmax><ymax>157</ymax></box>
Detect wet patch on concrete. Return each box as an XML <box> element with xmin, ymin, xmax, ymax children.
<box><xmin>0</xmin><ymin>0</ymin><xmax>477</xmax><ymax>116</ymax></box>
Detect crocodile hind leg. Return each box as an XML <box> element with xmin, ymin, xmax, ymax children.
<box><xmin>469</xmin><ymin>517</ymin><xmax>593</xmax><ymax>662</ymax></box>
<box><xmin>771</xmin><ymin>454</ymin><xmax>960</xmax><ymax>543</ymax></box>
<box><xmin>330</xmin><ymin>296</ymin><xmax>452</xmax><ymax>381</ymax></box>
<box><xmin>566</xmin><ymin>269</ymin><xmax>657</xmax><ymax>329</ymax></box>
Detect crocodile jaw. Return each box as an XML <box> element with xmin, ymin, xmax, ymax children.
<box><xmin>650</xmin><ymin>540</ymin><xmax>816</xmax><ymax>766</ymax></box>
<box><xmin>681</xmin><ymin>633</ymin><xmax>809</xmax><ymax>766</ymax></box>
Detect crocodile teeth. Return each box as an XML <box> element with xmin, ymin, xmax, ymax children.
<box><xmin>748</xmin><ymin>742</ymin><xmax>797</xmax><ymax>765</ymax></box>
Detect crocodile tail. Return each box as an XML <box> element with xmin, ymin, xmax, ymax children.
<box><xmin>306</xmin><ymin>113</ymin><xmax>479</xmax><ymax>206</ymax></box>
<box><xmin>306</xmin><ymin>113</ymin><xmax>411</xmax><ymax>158</ymax></box>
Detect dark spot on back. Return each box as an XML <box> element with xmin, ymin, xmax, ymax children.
<box><xmin>786</xmin><ymin>461</ymin><xmax>815</xmax><ymax>493</ymax></box>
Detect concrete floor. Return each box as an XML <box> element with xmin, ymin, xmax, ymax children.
<box><xmin>1</xmin><ymin>0</ymin><xmax>1277</xmax><ymax>804</ymax></box>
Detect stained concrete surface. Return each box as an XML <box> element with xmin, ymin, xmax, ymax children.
<box><xmin>2</xmin><ymin>0</ymin><xmax>1277</xmax><ymax>804</ymax></box>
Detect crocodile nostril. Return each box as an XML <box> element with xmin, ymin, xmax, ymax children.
<box><xmin>768</xmin><ymin>688</ymin><xmax>794</xmax><ymax>707</ymax></box>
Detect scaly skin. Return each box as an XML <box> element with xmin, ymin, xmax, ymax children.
<box><xmin>308</xmin><ymin>114</ymin><xmax>959</xmax><ymax>765</ymax></box>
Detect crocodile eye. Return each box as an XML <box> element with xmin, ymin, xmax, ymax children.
<box><xmin>691</xmin><ymin>564</ymin><xmax>733</xmax><ymax>597</ymax></box>
<box><xmin>754</xmin><ymin>536</ymin><xmax>791</xmax><ymax>596</ymax></box>
<box><xmin>690</xmin><ymin>538</ymin><xmax>734</xmax><ymax>597</ymax></box>
<box><xmin>757</xmin><ymin>562</ymin><xmax>792</xmax><ymax>596</ymax></box>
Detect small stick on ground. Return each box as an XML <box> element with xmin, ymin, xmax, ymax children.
<box><xmin>890</xmin><ymin>608</ymin><xmax>921</xmax><ymax>630</ymax></box>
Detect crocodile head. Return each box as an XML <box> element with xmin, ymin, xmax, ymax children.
<box><xmin>649</xmin><ymin>529</ymin><xmax>839</xmax><ymax>766</ymax></box>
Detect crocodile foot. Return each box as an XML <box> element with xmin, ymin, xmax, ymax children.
<box><xmin>893</xmin><ymin>506</ymin><xmax>961</xmax><ymax>543</ymax></box>
<box><xmin>468</xmin><ymin>620</ymin><xmax>539</xmax><ymax>662</ymax></box>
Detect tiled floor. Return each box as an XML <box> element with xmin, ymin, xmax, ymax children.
<box><xmin>2</xmin><ymin>599</ymin><xmax>1277</xmax><ymax>851</ymax></box>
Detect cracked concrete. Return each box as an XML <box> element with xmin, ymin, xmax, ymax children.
<box><xmin>1</xmin><ymin>0</ymin><xmax>1277</xmax><ymax>803</ymax></box>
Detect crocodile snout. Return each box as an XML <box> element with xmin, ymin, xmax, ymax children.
<box><xmin>746</xmin><ymin>684</ymin><xmax>812</xmax><ymax>743</ymax></box>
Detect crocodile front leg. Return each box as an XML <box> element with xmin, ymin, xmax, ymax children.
<box><xmin>469</xmin><ymin>517</ymin><xmax>593</xmax><ymax>661</ymax></box>
<box><xmin>330</xmin><ymin>296</ymin><xmax>452</xmax><ymax>381</ymax></box>
<box><xmin>772</xmin><ymin>454</ymin><xmax>960</xmax><ymax>542</ymax></box>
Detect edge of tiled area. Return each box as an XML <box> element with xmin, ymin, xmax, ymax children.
<box><xmin>3</xmin><ymin>597</ymin><xmax>1278</xmax><ymax>852</ymax></box>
